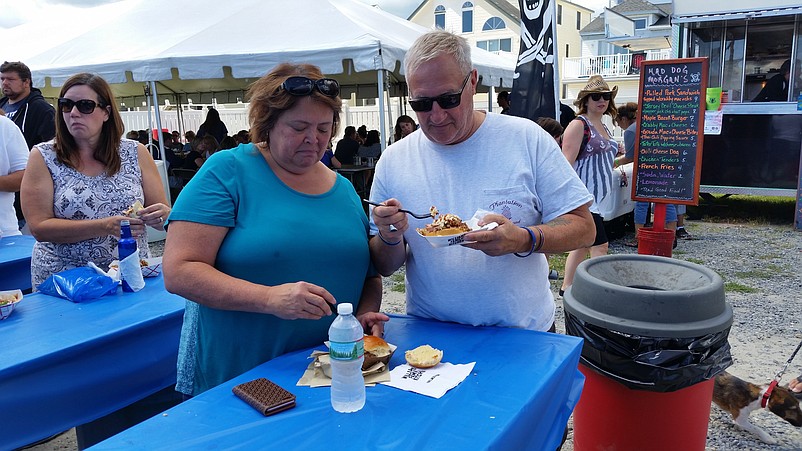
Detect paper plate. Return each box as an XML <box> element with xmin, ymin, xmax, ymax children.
<box><xmin>0</xmin><ymin>289</ymin><xmax>23</xmax><ymax>320</ymax></box>
<box><xmin>141</xmin><ymin>257</ymin><xmax>162</xmax><ymax>278</ymax></box>
<box><xmin>417</xmin><ymin>221</ymin><xmax>498</xmax><ymax>248</ymax></box>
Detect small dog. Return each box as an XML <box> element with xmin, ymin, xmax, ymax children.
<box><xmin>713</xmin><ymin>371</ymin><xmax>802</xmax><ymax>444</ymax></box>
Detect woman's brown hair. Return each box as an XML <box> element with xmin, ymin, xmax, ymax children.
<box><xmin>55</xmin><ymin>73</ymin><xmax>124</xmax><ymax>174</ymax></box>
<box><xmin>616</xmin><ymin>102</ymin><xmax>638</xmax><ymax>121</ymax></box>
<box><xmin>246</xmin><ymin>63</ymin><xmax>341</xmax><ymax>147</ymax></box>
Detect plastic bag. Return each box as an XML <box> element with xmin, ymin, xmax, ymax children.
<box><xmin>37</xmin><ymin>267</ymin><xmax>119</xmax><ymax>302</ymax></box>
<box><xmin>565</xmin><ymin>311</ymin><xmax>732</xmax><ymax>392</ymax></box>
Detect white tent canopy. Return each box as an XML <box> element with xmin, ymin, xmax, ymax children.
<box><xmin>23</xmin><ymin>0</ymin><xmax>514</xmax><ymax>103</ymax></box>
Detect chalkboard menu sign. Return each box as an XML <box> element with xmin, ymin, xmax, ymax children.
<box><xmin>632</xmin><ymin>58</ymin><xmax>708</xmax><ymax>205</ymax></box>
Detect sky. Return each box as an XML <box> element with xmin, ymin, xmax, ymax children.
<box><xmin>0</xmin><ymin>0</ymin><xmax>611</xmax><ymax>28</ymax></box>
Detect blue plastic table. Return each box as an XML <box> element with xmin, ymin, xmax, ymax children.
<box><xmin>94</xmin><ymin>315</ymin><xmax>584</xmax><ymax>450</ymax></box>
<box><xmin>0</xmin><ymin>234</ymin><xmax>35</xmax><ymax>291</ymax></box>
<box><xmin>0</xmin><ymin>274</ymin><xmax>186</xmax><ymax>449</ymax></box>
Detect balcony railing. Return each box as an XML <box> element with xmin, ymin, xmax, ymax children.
<box><xmin>563</xmin><ymin>49</ymin><xmax>672</xmax><ymax>79</ymax></box>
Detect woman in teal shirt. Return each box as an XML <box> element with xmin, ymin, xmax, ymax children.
<box><xmin>164</xmin><ymin>63</ymin><xmax>388</xmax><ymax>395</ymax></box>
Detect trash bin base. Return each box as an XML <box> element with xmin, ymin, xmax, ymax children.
<box><xmin>573</xmin><ymin>364</ymin><xmax>713</xmax><ymax>451</ymax></box>
<box><xmin>637</xmin><ymin>227</ymin><xmax>674</xmax><ymax>257</ymax></box>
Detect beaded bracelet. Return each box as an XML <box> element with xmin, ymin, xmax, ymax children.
<box><xmin>514</xmin><ymin>226</ymin><xmax>536</xmax><ymax>258</ymax></box>
<box><xmin>378</xmin><ymin>230</ymin><xmax>402</xmax><ymax>246</ymax></box>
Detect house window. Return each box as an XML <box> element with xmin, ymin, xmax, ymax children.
<box><xmin>477</xmin><ymin>38</ymin><xmax>512</xmax><ymax>53</ymax></box>
<box><xmin>462</xmin><ymin>2</ymin><xmax>473</xmax><ymax>33</ymax></box>
<box><xmin>634</xmin><ymin>18</ymin><xmax>647</xmax><ymax>30</ymax></box>
<box><xmin>435</xmin><ymin>5</ymin><xmax>445</xmax><ymax>30</ymax></box>
<box><xmin>482</xmin><ymin>17</ymin><xmax>506</xmax><ymax>31</ymax></box>
<box><xmin>557</xmin><ymin>5</ymin><xmax>562</xmax><ymax>25</ymax></box>
<box><xmin>576</xmin><ymin>11</ymin><xmax>581</xmax><ymax>30</ymax></box>
<box><xmin>565</xmin><ymin>44</ymin><xmax>569</xmax><ymax>58</ymax></box>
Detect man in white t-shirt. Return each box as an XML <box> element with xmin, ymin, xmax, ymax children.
<box><xmin>368</xmin><ymin>31</ymin><xmax>595</xmax><ymax>332</ymax></box>
<box><xmin>0</xmin><ymin>115</ymin><xmax>29</xmax><ymax>236</ymax></box>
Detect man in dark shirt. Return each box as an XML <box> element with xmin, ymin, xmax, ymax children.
<box><xmin>0</xmin><ymin>61</ymin><xmax>56</xmax><ymax>228</ymax></box>
<box><xmin>753</xmin><ymin>60</ymin><xmax>791</xmax><ymax>102</ymax></box>
<box><xmin>0</xmin><ymin>61</ymin><xmax>55</xmax><ymax>150</ymax></box>
<box><xmin>497</xmin><ymin>91</ymin><xmax>510</xmax><ymax>114</ymax></box>
<box><xmin>334</xmin><ymin>125</ymin><xmax>360</xmax><ymax>165</ymax></box>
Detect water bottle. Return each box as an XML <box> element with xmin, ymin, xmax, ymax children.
<box><xmin>329</xmin><ymin>303</ymin><xmax>365</xmax><ymax>413</ymax></box>
<box><xmin>118</xmin><ymin>219</ymin><xmax>138</xmax><ymax>292</ymax></box>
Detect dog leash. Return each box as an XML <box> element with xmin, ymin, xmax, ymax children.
<box><xmin>761</xmin><ymin>338</ymin><xmax>802</xmax><ymax>408</ymax></box>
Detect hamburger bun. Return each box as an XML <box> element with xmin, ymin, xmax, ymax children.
<box><xmin>405</xmin><ymin>344</ymin><xmax>443</xmax><ymax>369</ymax></box>
<box><xmin>363</xmin><ymin>335</ymin><xmax>393</xmax><ymax>370</ymax></box>
<box><xmin>364</xmin><ymin>335</ymin><xmax>391</xmax><ymax>357</ymax></box>
<box><xmin>421</xmin><ymin>227</ymin><xmax>469</xmax><ymax>237</ymax></box>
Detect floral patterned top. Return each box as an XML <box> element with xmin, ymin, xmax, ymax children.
<box><xmin>31</xmin><ymin>138</ymin><xmax>150</xmax><ymax>288</ymax></box>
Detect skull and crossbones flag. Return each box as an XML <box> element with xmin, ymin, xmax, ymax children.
<box><xmin>510</xmin><ymin>0</ymin><xmax>559</xmax><ymax>121</ymax></box>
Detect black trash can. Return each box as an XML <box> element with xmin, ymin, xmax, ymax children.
<box><xmin>563</xmin><ymin>254</ymin><xmax>732</xmax><ymax>451</ymax></box>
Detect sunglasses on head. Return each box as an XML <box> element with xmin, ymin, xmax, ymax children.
<box><xmin>589</xmin><ymin>92</ymin><xmax>612</xmax><ymax>101</ymax></box>
<box><xmin>280</xmin><ymin>76</ymin><xmax>340</xmax><ymax>98</ymax></box>
<box><xmin>58</xmin><ymin>98</ymin><xmax>105</xmax><ymax>114</ymax></box>
<box><xmin>408</xmin><ymin>72</ymin><xmax>472</xmax><ymax>112</ymax></box>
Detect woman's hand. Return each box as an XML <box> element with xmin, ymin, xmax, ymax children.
<box><xmin>137</xmin><ymin>202</ymin><xmax>171</xmax><ymax>231</ymax></box>
<box><xmin>108</xmin><ymin>215</ymin><xmax>145</xmax><ymax>238</ymax></box>
<box><xmin>266</xmin><ymin>281</ymin><xmax>337</xmax><ymax>320</ymax></box>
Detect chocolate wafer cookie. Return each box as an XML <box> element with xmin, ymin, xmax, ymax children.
<box><xmin>232</xmin><ymin>378</ymin><xmax>296</xmax><ymax>416</ymax></box>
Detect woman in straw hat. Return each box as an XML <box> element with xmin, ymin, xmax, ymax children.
<box><xmin>559</xmin><ymin>74</ymin><xmax>619</xmax><ymax>296</ymax></box>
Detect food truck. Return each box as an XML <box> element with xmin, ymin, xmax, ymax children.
<box><xmin>671</xmin><ymin>0</ymin><xmax>802</xmax><ymax>208</ymax></box>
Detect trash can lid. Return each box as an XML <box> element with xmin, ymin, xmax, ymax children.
<box><xmin>563</xmin><ymin>255</ymin><xmax>732</xmax><ymax>338</ymax></box>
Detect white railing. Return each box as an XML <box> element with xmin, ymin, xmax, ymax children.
<box><xmin>563</xmin><ymin>49</ymin><xmax>672</xmax><ymax>79</ymax></box>
<box><xmin>120</xmin><ymin>107</ymin><xmax>250</xmax><ymax>138</ymax></box>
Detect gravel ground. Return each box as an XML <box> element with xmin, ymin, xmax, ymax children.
<box><xmin>29</xmin><ymin>220</ymin><xmax>802</xmax><ymax>450</ymax></box>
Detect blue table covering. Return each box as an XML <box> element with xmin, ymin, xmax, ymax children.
<box><xmin>0</xmin><ymin>234</ymin><xmax>35</xmax><ymax>291</ymax></box>
<box><xmin>95</xmin><ymin>315</ymin><xmax>584</xmax><ymax>450</ymax></box>
<box><xmin>0</xmin><ymin>274</ymin><xmax>186</xmax><ymax>450</ymax></box>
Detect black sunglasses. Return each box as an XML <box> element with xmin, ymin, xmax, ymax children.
<box><xmin>280</xmin><ymin>76</ymin><xmax>340</xmax><ymax>98</ymax></box>
<box><xmin>408</xmin><ymin>72</ymin><xmax>472</xmax><ymax>112</ymax></box>
<box><xmin>589</xmin><ymin>92</ymin><xmax>612</xmax><ymax>101</ymax></box>
<box><xmin>58</xmin><ymin>98</ymin><xmax>105</xmax><ymax>114</ymax></box>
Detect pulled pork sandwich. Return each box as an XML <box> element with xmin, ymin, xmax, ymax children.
<box><xmin>417</xmin><ymin>212</ymin><xmax>470</xmax><ymax>237</ymax></box>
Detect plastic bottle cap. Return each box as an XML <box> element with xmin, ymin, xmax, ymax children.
<box><xmin>337</xmin><ymin>303</ymin><xmax>353</xmax><ymax>315</ymax></box>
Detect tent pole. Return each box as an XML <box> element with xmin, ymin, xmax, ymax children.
<box><xmin>149</xmin><ymin>81</ymin><xmax>166</xmax><ymax>161</ymax></box>
<box><xmin>144</xmin><ymin>84</ymin><xmax>154</xmax><ymax>151</ymax></box>
<box><xmin>488</xmin><ymin>86</ymin><xmax>494</xmax><ymax>113</ymax></box>
<box><xmin>385</xmin><ymin>87</ymin><xmax>394</xmax><ymax>147</ymax></box>
<box><xmin>377</xmin><ymin>69</ymin><xmax>387</xmax><ymax>152</ymax></box>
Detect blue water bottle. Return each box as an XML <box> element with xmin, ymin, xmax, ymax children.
<box><xmin>118</xmin><ymin>219</ymin><xmax>138</xmax><ymax>292</ymax></box>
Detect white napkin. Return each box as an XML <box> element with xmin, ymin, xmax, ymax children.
<box><xmin>382</xmin><ymin>362</ymin><xmax>476</xmax><ymax>398</ymax></box>
<box><xmin>119</xmin><ymin>252</ymin><xmax>146</xmax><ymax>292</ymax></box>
<box><xmin>465</xmin><ymin>209</ymin><xmax>499</xmax><ymax>231</ymax></box>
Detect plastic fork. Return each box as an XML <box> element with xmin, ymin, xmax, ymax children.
<box><xmin>362</xmin><ymin>199</ymin><xmax>434</xmax><ymax>219</ymax></box>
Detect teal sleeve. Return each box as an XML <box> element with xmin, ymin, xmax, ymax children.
<box><xmin>167</xmin><ymin>151</ymin><xmax>237</xmax><ymax>228</ymax></box>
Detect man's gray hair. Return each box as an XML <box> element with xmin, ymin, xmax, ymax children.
<box><xmin>404</xmin><ymin>31</ymin><xmax>472</xmax><ymax>77</ymax></box>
